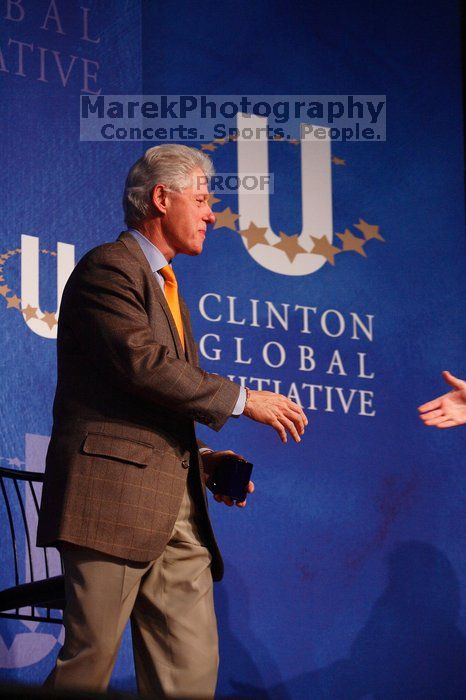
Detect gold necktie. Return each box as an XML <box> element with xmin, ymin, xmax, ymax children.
<box><xmin>159</xmin><ymin>264</ymin><xmax>185</xmax><ymax>350</ymax></box>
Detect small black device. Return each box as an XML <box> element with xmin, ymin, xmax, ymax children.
<box><xmin>210</xmin><ymin>455</ymin><xmax>253</xmax><ymax>503</ymax></box>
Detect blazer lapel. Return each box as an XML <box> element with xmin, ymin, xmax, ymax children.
<box><xmin>180</xmin><ymin>301</ymin><xmax>197</xmax><ymax>365</ymax></box>
<box><xmin>118</xmin><ymin>231</ymin><xmax>185</xmax><ymax>360</ymax></box>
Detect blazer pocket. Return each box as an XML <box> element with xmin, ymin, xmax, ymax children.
<box><xmin>82</xmin><ymin>432</ymin><xmax>154</xmax><ymax>468</ymax></box>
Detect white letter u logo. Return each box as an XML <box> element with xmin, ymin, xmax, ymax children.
<box><xmin>236</xmin><ymin>113</ymin><xmax>333</xmax><ymax>276</ymax></box>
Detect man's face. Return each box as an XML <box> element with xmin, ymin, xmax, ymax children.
<box><xmin>161</xmin><ymin>167</ymin><xmax>215</xmax><ymax>257</ymax></box>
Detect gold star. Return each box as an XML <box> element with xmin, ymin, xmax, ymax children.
<box><xmin>201</xmin><ymin>143</ymin><xmax>216</xmax><ymax>152</ymax></box>
<box><xmin>239</xmin><ymin>222</ymin><xmax>269</xmax><ymax>249</ymax></box>
<box><xmin>22</xmin><ymin>304</ymin><xmax>38</xmax><ymax>321</ymax></box>
<box><xmin>6</xmin><ymin>294</ymin><xmax>21</xmax><ymax>309</ymax></box>
<box><xmin>41</xmin><ymin>312</ymin><xmax>57</xmax><ymax>330</ymax></box>
<box><xmin>213</xmin><ymin>207</ymin><xmax>239</xmax><ymax>231</ymax></box>
<box><xmin>310</xmin><ymin>235</ymin><xmax>341</xmax><ymax>266</ymax></box>
<box><xmin>289</xmin><ymin>138</ymin><xmax>300</xmax><ymax>145</ymax></box>
<box><xmin>332</xmin><ymin>156</ymin><xmax>346</xmax><ymax>165</ymax></box>
<box><xmin>0</xmin><ymin>284</ymin><xmax>11</xmax><ymax>296</ymax></box>
<box><xmin>336</xmin><ymin>229</ymin><xmax>367</xmax><ymax>257</ymax></box>
<box><xmin>208</xmin><ymin>194</ymin><xmax>221</xmax><ymax>208</ymax></box>
<box><xmin>50</xmin><ymin>251</ymin><xmax>57</xmax><ymax>256</ymax></box>
<box><xmin>273</xmin><ymin>232</ymin><xmax>307</xmax><ymax>263</ymax></box>
<box><xmin>40</xmin><ymin>249</ymin><xmax>49</xmax><ymax>254</ymax></box>
<box><xmin>213</xmin><ymin>138</ymin><xmax>226</xmax><ymax>144</ymax></box>
<box><xmin>273</xmin><ymin>133</ymin><xmax>284</xmax><ymax>140</ymax></box>
<box><xmin>354</xmin><ymin>218</ymin><xmax>384</xmax><ymax>242</ymax></box>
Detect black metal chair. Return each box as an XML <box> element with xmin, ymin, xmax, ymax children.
<box><xmin>0</xmin><ymin>466</ymin><xmax>65</xmax><ymax>624</ymax></box>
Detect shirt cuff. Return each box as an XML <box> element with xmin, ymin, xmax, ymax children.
<box><xmin>231</xmin><ymin>386</ymin><xmax>247</xmax><ymax>417</ymax></box>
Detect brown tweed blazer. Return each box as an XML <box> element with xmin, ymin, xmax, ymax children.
<box><xmin>36</xmin><ymin>231</ymin><xmax>240</xmax><ymax>580</ymax></box>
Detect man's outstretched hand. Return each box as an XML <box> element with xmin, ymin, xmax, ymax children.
<box><xmin>201</xmin><ymin>450</ymin><xmax>254</xmax><ymax>508</ymax></box>
<box><xmin>418</xmin><ymin>371</ymin><xmax>466</xmax><ymax>428</ymax></box>
<box><xmin>243</xmin><ymin>390</ymin><xmax>308</xmax><ymax>443</ymax></box>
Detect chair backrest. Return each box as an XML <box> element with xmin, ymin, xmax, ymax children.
<box><xmin>0</xmin><ymin>466</ymin><xmax>63</xmax><ymax>622</ymax></box>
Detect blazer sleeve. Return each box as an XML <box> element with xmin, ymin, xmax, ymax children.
<box><xmin>61</xmin><ymin>245</ymin><xmax>241</xmax><ymax>432</ymax></box>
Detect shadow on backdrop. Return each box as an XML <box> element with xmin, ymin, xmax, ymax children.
<box><xmin>215</xmin><ymin>564</ymin><xmax>288</xmax><ymax>699</ymax></box>
<box><xmin>233</xmin><ymin>541</ymin><xmax>466</xmax><ymax>699</ymax></box>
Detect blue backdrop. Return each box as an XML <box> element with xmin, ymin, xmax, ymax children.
<box><xmin>0</xmin><ymin>1</ymin><xmax>465</xmax><ymax>697</ymax></box>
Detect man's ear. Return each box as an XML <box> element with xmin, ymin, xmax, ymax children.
<box><xmin>152</xmin><ymin>184</ymin><xmax>169</xmax><ymax>214</ymax></box>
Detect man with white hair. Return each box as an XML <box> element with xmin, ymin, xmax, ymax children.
<box><xmin>37</xmin><ymin>144</ymin><xmax>307</xmax><ymax>698</ymax></box>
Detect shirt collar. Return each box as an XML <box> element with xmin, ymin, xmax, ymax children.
<box><xmin>128</xmin><ymin>228</ymin><xmax>170</xmax><ymax>273</ymax></box>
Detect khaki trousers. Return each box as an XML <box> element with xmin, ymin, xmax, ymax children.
<box><xmin>45</xmin><ymin>483</ymin><xmax>218</xmax><ymax>698</ymax></box>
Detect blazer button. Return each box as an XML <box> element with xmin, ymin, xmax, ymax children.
<box><xmin>181</xmin><ymin>459</ymin><xmax>190</xmax><ymax>469</ymax></box>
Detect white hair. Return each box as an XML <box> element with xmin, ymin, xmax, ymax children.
<box><xmin>123</xmin><ymin>144</ymin><xmax>214</xmax><ymax>227</ymax></box>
